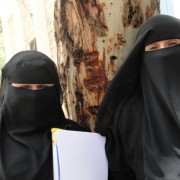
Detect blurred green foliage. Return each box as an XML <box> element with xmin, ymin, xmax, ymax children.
<box><xmin>0</xmin><ymin>19</ymin><xmax>6</xmax><ymax>83</ymax></box>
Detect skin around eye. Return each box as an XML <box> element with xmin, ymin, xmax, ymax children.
<box><xmin>12</xmin><ymin>83</ymin><xmax>54</xmax><ymax>90</ymax></box>
<box><xmin>145</xmin><ymin>39</ymin><xmax>180</xmax><ymax>51</ymax></box>
<box><xmin>167</xmin><ymin>39</ymin><xmax>179</xmax><ymax>47</ymax></box>
<box><xmin>145</xmin><ymin>44</ymin><xmax>159</xmax><ymax>51</ymax></box>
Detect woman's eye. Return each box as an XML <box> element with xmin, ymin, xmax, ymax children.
<box><xmin>24</xmin><ymin>86</ymin><xmax>31</xmax><ymax>89</ymax></box>
<box><xmin>149</xmin><ymin>46</ymin><xmax>158</xmax><ymax>50</ymax></box>
<box><xmin>146</xmin><ymin>45</ymin><xmax>159</xmax><ymax>51</ymax></box>
<box><xmin>11</xmin><ymin>84</ymin><xmax>54</xmax><ymax>90</ymax></box>
<box><xmin>167</xmin><ymin>39</ymin><xmax>180</xmax><ymax>47</ymax></box>
<box><xmin>168</xmin><ymin>42</ymin><xmax>178</xmax><ymax>47</ymax></box>
<box><xmin>12</xmin><ymin>85</ymin><xmax>31</xmax><ymax>89</ymax></box>
<box><xmin>36</xmin><ymin>85</ymin><xmax>47</xmax><ymax>89</ymax></box>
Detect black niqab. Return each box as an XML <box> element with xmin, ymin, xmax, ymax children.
<box><xmin>96</xmin><ymin>15</ymin><xmax>180</xmax><ymax>180</ymax></box>
<box><xmin>0</xmin><ymin>51</ymin><xmax>84</xmax><ymax>180</ymax></box>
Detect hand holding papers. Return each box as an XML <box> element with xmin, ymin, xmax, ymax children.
<box><xmin>52</xmin><ymin>129</ymin><xmax>108</xmax><ymax>180</ymax></box>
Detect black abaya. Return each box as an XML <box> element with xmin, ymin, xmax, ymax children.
<box><xmin>96</xmin><ymin>15</ymin><xmax>180</xmax><ymax>180</ymax></box>
<box><xmin>0</xmin><ymin>51</ymin><xmax>85</xmax><ymax>180</ymax></box>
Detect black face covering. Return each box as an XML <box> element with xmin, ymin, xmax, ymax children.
<box><xmin>4</xmin><ymin>85</ymin><xmax>60</xmax><ymax>130</ymax></box>
<box><xmin>141</xmin><ymin>45</ymin><xmax>180</xmax><ymax>178</ymax></box>
<box><xmin>0</xmin><ymin>51</ymin><xmax>80</xmax><ymax>180</ymax></box>
<box><xmin>96</xmin><ymin>15</ymin><xmax>180</xmax><ymax>180</ymax></box>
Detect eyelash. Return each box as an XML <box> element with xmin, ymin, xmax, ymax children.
<box><xmin>149</xmin><ymin>45</ymin><xmax>158</xmax><ymax>50</ymax></box>
<box><xmin>168</xmin><ymin>42</ymin><xmax>177</xmax><ymax>46</ymax></box>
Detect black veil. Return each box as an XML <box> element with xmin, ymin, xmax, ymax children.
<box><xmin>96</xmin><ymin>15</ymin><xmax>180</xmax><ymax>179</ymax></box>
<box><xmin>0</xmin><ymin>50</ymin><xmax>84</xmax><ymax>180</ymax></box>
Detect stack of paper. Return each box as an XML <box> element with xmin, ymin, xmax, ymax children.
<box><xmin>52</xmin><ymin>129</ymin><xmax>108</xmax><ymax>180</ymax></box>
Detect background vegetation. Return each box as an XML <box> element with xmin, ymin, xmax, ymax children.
<box><xmin>0</xmin><ymin>19</ymin><xmax>6</xmax><ymax>83</ymax></box>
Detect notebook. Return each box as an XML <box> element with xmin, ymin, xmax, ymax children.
<box><xmin>52</xmin><ymin>129</ymin><xmax>108</xmax><ymax>180</ymax></box>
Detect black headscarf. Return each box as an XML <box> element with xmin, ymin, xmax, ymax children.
<box><xmin>96</xmin><ymin>15</ymin><xmax>180</xmax><ymax>180</ymax></box>
<box><xmin>0</xmin><ymin>51</ymin><xmax>85</xmax><ymax>180</ymax></box>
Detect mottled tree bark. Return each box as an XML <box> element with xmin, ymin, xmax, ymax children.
<box><xmin>54</xmin><ymin>0</ymin><xmax>160</xmax><ymax>131</ymax></box>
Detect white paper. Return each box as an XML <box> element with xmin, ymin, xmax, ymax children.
<box><xmin>52</xmin><ymin>129</ymin><xmax>108</xmax><ymax>180</ymax></box>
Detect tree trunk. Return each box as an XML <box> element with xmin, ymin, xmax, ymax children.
<box><xmin>54</xmin><ymin>0</ymin><xmax>160</xmax><ymax>131</ymax></box>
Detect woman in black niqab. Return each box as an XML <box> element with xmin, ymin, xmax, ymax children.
<box><xmin>96</xmin><ymin>15</ymin><xmax>180</xmax><ymax>180</ymax></box>
<box><xmin>0</xmin><ymin>50</ymin><xmax>85</xmax><ymax>180</ymax></box>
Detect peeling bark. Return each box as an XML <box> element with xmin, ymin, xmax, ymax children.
<box><xmin>146</xmin><ymin>0</ymin><xmax>160</xmax><ymax>19</ymax></box>
<box><xmin>54</xmin><ymin>0</ymin><xmax>160</xmax><ymax>131</ymax></box>
<box><xmin>122</xmin><ymin>0</ymin><xmax>144</xmax><ymax>28</ymax></box>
